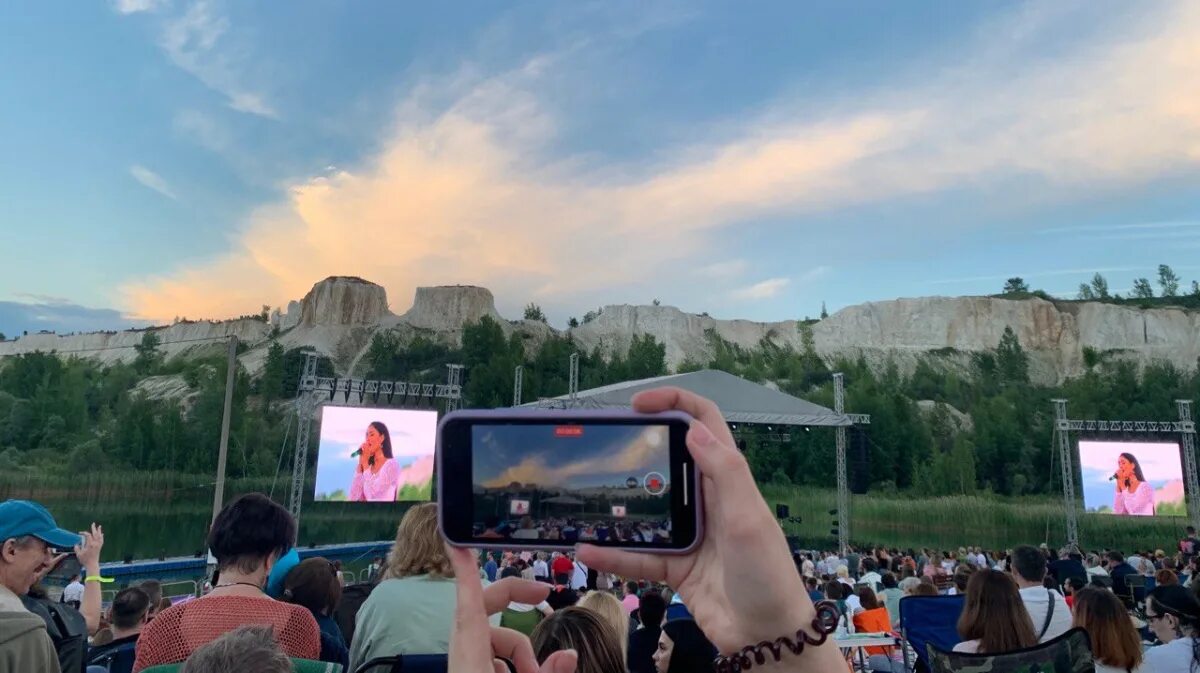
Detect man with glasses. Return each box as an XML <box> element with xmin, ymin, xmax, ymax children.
<box><xmin>0</xmin><ymin>499</ymin><xmax>83</xmax><ymax>673</ymax></box>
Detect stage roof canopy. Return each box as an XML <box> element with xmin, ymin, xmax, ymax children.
<box><xmin>523</xmin><ymin>369</ymin><xmax>857</xmax><ymax>427</ymax></box>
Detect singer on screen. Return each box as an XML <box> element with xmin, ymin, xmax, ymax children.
<box><xmin>1113</xmin><ymin>452</ymin><xmax>1155</xmax><ymax>516</ymax></box>
<box><xmin>350</xmin><ymin>421</ymin><xmax>400</xmax><ymax>502</ymax></box>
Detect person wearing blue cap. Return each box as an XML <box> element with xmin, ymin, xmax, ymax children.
<box><xmin>0</xmin><ymin>499</ymin><xmax>87</xmax><ymax>673</ymax></box>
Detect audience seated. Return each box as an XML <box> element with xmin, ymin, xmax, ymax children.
<box><xmin>1010</xmin><ymin>544</ymin><xmax>1071</xmax><ymax>642</ymax></box>
<box><xmin>281</xmin><ymin>557</ymin><xmax>350</xmax><ymax>671</ymax></box>
<box><xmin>136</xmin><ymin>581</ymin><xmax>163</xmax><ymax>622</ymax></box>
<box><xmin>1070</xmin><ymin>587</ymin><xmax>1144</xmax><ymax>673</ymax></box>
<box><xmin>880</xmin><ymin>572</ymin><xmax>904</xmax><ymax>627</ymax></box>
<box><xmin>852</xmin><ymin>587</ymin><xmax>901</xmax><ymax>672</ymax></box>
<box><xmin>86</xmin><ymin>586</ymin><xmax>150</xmax><ymax>673</ymax></box>
<box><xmin>627</xmin><ymin>590</ymin><xmax>666</xmax><ymax>673</ymax></box>
<box><xmin>953</xmin><ymin>569</ymin><xmax>1037</xmax><ymax>654</ymax></box>
<box><xmin>348</xmin><ymin>502</ymin><xmax>463</xmax><ymax>671</ymax></box>
<box><xmin>546</xmin><ymin>573</ymin><xmax>579</xmax><ymax>611</ymax></box>
<box><xmin>179</xmin><ymin>625</ymin><xmax>291</xmax><ymax>673</ymax></box>
<box><xmin>579</xmin><ymin>591</ymin><xmax>629</xmax><ymax>662</ymax></box>
<box><xmin>133</xmin><ymin>493</ymin><xmax>319</xmax><ymax>672</ymax></box>
<box><xmin>1157</xmin><ymin>568</ymin><xmax>1180</xmax><ymax>587</ymax></box>
<box><xmin>654</xmin><ymin>618</ymin><xmax>716</xmax><ymax>673</ymax></box>
<box><xmin>1105</xmin><ymin>550</ymin><xmax>1138</xmax><ymax>598</ymax></box>
<box><xmin>1143</xmin><ymin>585</ymin><xmax>1200</xmax><ymax>673</ymax></box>
<box><xmin>913</xmin><ymin>577</ymin><xmax>939</xmax><ymax>597</ymax></box>
<box><xmin>531</xmin><ymin>606</ymin><xmax>626</xmax><ymax>673</ymax></box>
<box><xmin>1062</xmin><ymin>576</ymin><xmax>1085</xmax><ymax>609</ymax></box>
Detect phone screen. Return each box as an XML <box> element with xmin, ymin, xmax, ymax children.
<box><xmin>439</xmin><ymin>412</ymin><xmax>699</xmax><ymax>551</ymax></box>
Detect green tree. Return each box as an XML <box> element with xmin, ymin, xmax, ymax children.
<box><xmin>1192</xmin><ymin>280</ymin><xmax>1200</xmax><ymax>297</ymax></box>
<box><xmin>625</xmin><ymin>334</ymin><xmax>667</xmax><ymax>380</ymax></box>
<box><xmin>133</xmin><ymin>331</ymin><xmax>163</xmax><ymax>373</ymax></box>
<box><xmin>996</xmin><ymin>326</ymin><xmax>1029</xmax><ymax>384</ymax></box>
<box><xmin>1090</xmin><ymin>273</ymin><xmax>1111</xmax><ymax>299</ymax></box>
<box><xmin>260</xmin><ymin>340</ymin><xmax>286</xmax><ymax>403</ymax></box>
<box><xmin>523</xmin><ymin>303</ymin><xmax>547</xmax><ymax>322</ymax></box>
<box><xmin>1158</xmin><ymin>264</ymin><xmax>1180</xmax><ymax>297</ymax></box>
<box><xmin>582</xmin><ymin>309</ymin><xmax>601</xmax><ymax>324</ymax></box>
<box><xmin>568</xmin><ymin>317</ymin><xmax>579</xmax><ymax>328</ymax></box>
<box><xmin>1077</xmin><ymin>284</ymin><xmax>1095</xmax><ymax>300</ymax></box>
<box><xmin>820</xmin><ymin>302</ymin><xmax>829</xmax><ymax>319</ymax></box>
<box><xmin>1002</xmin><ymin>277</ymin><xmax>1029</xmax><ymax>295</ymax></box>
<box><xmin>1131</xmin><ymin>278</ymin><xmax>1154</xmax><ymax>299</ymax></box>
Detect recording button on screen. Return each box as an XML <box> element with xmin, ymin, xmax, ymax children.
<box><xmin>644</xmin><ymin>471</ymin><xmax>666</xmax><ymax>496</ymax></box>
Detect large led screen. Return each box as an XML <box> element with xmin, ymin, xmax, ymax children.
<box><xmin>1079</xmin><ymin>440</ymin><xmax>1185</xmax><ymax>516</ymax></box>
<box><xmin>314</xmin><ymin>406</ymin><xmax>437</xmax><ymax>502</ymax></box>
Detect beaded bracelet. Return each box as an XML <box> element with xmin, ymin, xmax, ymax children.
<box><xmin>713</xmin><ymin>601</ymin><xmax>840</xmax><ymax>673</ymax></box>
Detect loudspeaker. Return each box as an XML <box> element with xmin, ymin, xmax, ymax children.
<box><xmin>776</xmin><ymin>503</ymin><xmax>790</xmax><ymax>519</ymax></box>
<box><xmin>850</xmin><ymin>427</ymin><xmax>870</xmax><ymax>494</ymax></box>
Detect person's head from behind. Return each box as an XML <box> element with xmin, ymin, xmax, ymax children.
<box><xmin>1146</xmin><ymin>584</ymin><xmax>1200</xmax><ymax>645</ymax></box>
<box><xmin>1071</xmin><ymin>587</ymin><xmax>1142</xmax><ymax>670</ymax></box>
<box><xmin>384</xmin><ymin>503</ymin><xmax>452</xmax><ymax>580</ymax></box>
<box><xmin>953</xmin><ymin>566</ymin><xmax>974</xmax><ymax>593</ymax></box>
<box><xmin>137</xmin><ymin>580</ymin><xmax>163</xmax><ymax>618</ymax></box>
<box><xmin>914</xmin><ymin>577</ymin><xmax>938</xmax><ymax>596</ymax></box>
<box><xmin>180</xmin><ymin>625</ymin><xmax>290</xmax><ymax>673</ymax></box>
<box><xmin>282</xmin><ymin>557</ymin><xmax>342</xmax><ymax>616</ymax></box>
<box><xmin>805</xmin><ymin>576</ymin><xmax>818</xmax><ymax>592</ymax></box>
<box><xmin>1189</xmin><ymin>526</ymin><xmax>1197</xmax><ymax>536</ymax></box>
<box><xmin>1010</xmin><ymin>545</ymin><xmax>1046</xmax><ymax>586</ymax></box>
<box><xmin>881</xmin><ymin>572</ymin><xmax>897</xmax><ymax>590</ymax></box>
<box><xmin>580</xmin><ymin>591</ymin><xmax>629</xmax><ymax>658</ymax></box>
<box><xmin>554</xmin><ymin>573</ymin><xmax>570</xmax><ymax>586</ymax></box>
<box><xmin>823</xmin><ymin>581</ymin><xmax>843</xmax><ymax>601</ymax></box>
<box><xmin>531</xmin><ymin>607</ymin><xmax>625</xmax><ymax>673</ymax></box>
<box><xmin>639</xmin><ymin>590</ymin><xmax>667</xmax><ymax>629</ymax></box>
<box><xmin>1105</xmin><ymin>550</ymin><xmax>1124</xmax><ymax>567</ymax></box>
<box><xmin>625</xmin><ymin>580</ymin><xmax>639</xmax><ymax>597</ymax></box>
<box><xmin>957</xmin><ymin>569</ymin><xmax>1037</xmax><ymax>654</ymax></box>
<box><xmin>862</xmin><ymin>557</ymin><xmax>876</xmax><ymax>573</ymax></box>
<box><xmin>656</xmin><ymin>618</ymin><xmax>716</xmax><ymax>673</ymax></box>
<box><xmin>0</xmin><ymin>499</ymin><xmax>81</xmax><ymax>595</ymax></box>
<box><xmin>856</xmin><ymin>587</ymin><xmax>879</xmax><ymax>610</ymax></box>
<box><xmin>501</xmin><ymin>565</ymin><xmax>521</xmax><ymax>580</ymax></box>
<box><xmin>110</xmin><ymin>586</ymin><xmax>152</xmax><ymax>636</ymax></box>
<box><xmin>1156</xmin><ymin>568</ymin><xmax>1179</xmax><ymax>587</ymax></box>
<box><xmin>899</xmin><ymin>577</ymin><xmax>921</xmax><ymax>595</ymax></box>
<box><xmin>207</xmin><ymin>493</ymin><xmax>295</xmax><ymax>583</ymax></box>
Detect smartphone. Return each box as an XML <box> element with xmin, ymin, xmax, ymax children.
<box><xmin>46</xmin><ymin>553</ymin><xmax>82</xmax><ymax>583</ymax></box>
<box><xmin>438</xmin><ymin>409</ymin><xmax>702</xmax><ymax>552</ymax></box>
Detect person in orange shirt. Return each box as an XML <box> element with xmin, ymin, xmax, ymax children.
<box><xmin>851</xmin><ymin>587</ymin><xmax>902</xmax><ymax>672</ymax></box>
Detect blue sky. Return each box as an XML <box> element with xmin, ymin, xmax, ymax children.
<box><xmin>1</xmin><ymin>1</ymin><xmax>1198</xmax><ymax>337</ymax></box>
<box><xmin>473</xmin><ymin>424</ymin><xmax>670</xmax><ymax>490</ymax></box>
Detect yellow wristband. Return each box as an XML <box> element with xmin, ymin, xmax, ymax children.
<box><xmin>84</xmin><ymin>576</ymin><xmax>114</xmax><ymax>584</ymax></box>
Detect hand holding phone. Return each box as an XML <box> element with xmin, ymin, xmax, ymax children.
<box><xmin>438</xmin><ymin>409</ymin><xmax>701</xmax><ymax>553</ymax></box>
<box><xmin>574</xmin><ymin>388</ymin><xmax>843</xmax><ymax>668</ymax></box>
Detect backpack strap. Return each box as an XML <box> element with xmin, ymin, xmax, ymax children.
<box><xmin>1037</xmin><ymin>589</ymin><xmax>1056</xmax><ymax>640</ymax></box>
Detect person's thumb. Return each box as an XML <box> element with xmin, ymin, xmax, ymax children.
<box><xmin>540</xmin><ymin>649</ymin><xmax>577</xmax><ymax>673</ymax></box>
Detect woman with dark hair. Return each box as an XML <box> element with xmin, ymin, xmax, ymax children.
<box><xmin>653</xmin><ymin>619</ymin><xmax>717</xmax><ymax>673</ymax></box>
<box><xmin>1071</xmin><ymin>587</ymin><xmax>1144</xmax><ymax>673</ymax></box>
<box><xmin>953</xmin><ymin>569</ymin><xmax>1037</xmax><ymax>654</ymax></box>
<box><xmin>281</xmin><ymin>557</ymin><xmax>349</xmax><ymax>671</ymax></box>
<box><xmin>133</xmin><ymin>493</ymin><xmax>319</xmax><ymax>671</ymax></box>
<box><xmin>349</xmin><ymin>421</ymin><xmax>400</xmax><ymax>502</ymax></box>
<box><xmin>1144</xmin><ymin>585</ymin><xmax>1200</xmax><ymax>672</ymax></box>
<box><xmin>1114</xmin><ymin>452</ymin><xmax>1155</xmax><ymax>516</ymax></box>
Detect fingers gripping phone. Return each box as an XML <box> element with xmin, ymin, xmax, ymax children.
<box><xmin>438</xmin><ymin>409</ymin><xmax>702</xmax><ymax>553</ymax></box>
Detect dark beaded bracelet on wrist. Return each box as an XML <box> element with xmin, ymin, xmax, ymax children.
<box><xmin>713</xmin><ymin>600</ymin><xmax>840</xmax><ymax>673</ymax></box>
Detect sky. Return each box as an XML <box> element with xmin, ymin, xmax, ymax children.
<box><xmin>1</xmin><ymin>1</ymin><xmax>1199</xmax><ymax>336</ymax></box>
<box><xmin>473</xmin><ymin>424</ymin><xmax>670</xmax><ymax>490</ymax></box>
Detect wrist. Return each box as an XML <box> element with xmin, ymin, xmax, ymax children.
<box><xmin>84</xmin><ymin>562</ymin><xmax>101</xmax><ymax>576</ymax></box>
<box><xmin>715</xmin><ymin>602</ymin><xmax>841</xmax><ymax>673</ymax></box>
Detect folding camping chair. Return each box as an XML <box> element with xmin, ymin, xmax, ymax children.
<box><xmin>897</xmin><ymin>594</ymin><xmax>965</xmax><ymax>673</ymax></box>
<box><xmin>926</xmin><ymin>626</ymin><xmax>1094</xmax><ymax>673</ymax></box>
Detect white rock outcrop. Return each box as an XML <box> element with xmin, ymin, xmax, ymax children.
<box><xmin>2</xmin><ymin>279</ymin><xmax>1196</xmax><ymax>386</ymax></box>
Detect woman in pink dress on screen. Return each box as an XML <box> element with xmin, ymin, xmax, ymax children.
<box><xmin>349</xmin><ymin>421</ymin><xmax>401</xmax><ymax>502</ymax></box>
<box><xmin>1113</xmin><ymin>452</ymin><xmax>1155</xmax><ymax>516</ymax></box>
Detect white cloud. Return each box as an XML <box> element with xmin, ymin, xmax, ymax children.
<box><xmin>123</xmin><ymin>2</ymin><xmax>1200</xmax><ymax>320</ymax></box>
<box><xmin>129</xmin><ymin>165</ymin><xmax>177</xmax><ymax>200</ymax></box>
<box><xmin>157</xmin><ymin>1</ymin><xmax>278</xmax><ymax>118</ymax></box>
<box><xmin>729</xmin><ymin>278</ymin><xmax>790</xmax><ymax>301</ymax></box>
<box><xmin>696</xmin><ymin>259</ymin><xmax>747</xmax><ymax>278</ymax></box>
<box><xmin>113</xmin><ymin>0</ymin><xmax>165</xmax><ymax>14</ymax></box>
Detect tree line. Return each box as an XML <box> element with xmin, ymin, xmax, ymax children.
<box><xmin>0</xmin><ymin>314</ymin><xmax>1196</xmax><ymax>501</ymax></box>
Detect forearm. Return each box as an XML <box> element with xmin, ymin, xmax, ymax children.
<box><xmin>82</xmin><ymin>560</ymin><xmax>102</xmax><ymax>634</ymax></box>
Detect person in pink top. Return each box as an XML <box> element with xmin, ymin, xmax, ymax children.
<box><xmin>1113</xmin><ymin>452</ymin><xmax>1155</xmax><ymax>516</ymax></box>
<box><xmin>621</xmin><ymin>580</ymin><xmax>640</xmax><ymax>614</ymax></box>
<box><xmin>349</xmin><ymin>421</ymin><xmax>401</xmax><ymax>502</ymax></box>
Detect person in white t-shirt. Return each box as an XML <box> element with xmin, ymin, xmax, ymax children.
<box><xmin>532</xmin><ymin>553</ymin><xmax>549</xmax><ymax>582</ymax></box>
<box><xmin>61</xmin><ymin>573</ymin><xmax>85</xmax><ymax>608</ymax></box>
<box><xmin>1144</xmin><ymin>585</ymin><xmax>1200</xmax><ymax>673</ymax></box>
<box><xmin>1010</xmin><ymin>545</ymin><xmax>1071</xmax><ymax>643</ymax></box>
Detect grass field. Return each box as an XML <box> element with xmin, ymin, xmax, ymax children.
<box><xmin>1</xmin><ymin>472</ymin><xmax>1187</xmax><ymax>560</ymax></box>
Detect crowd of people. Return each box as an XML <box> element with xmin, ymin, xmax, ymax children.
<box><xmin>2</xmin><ymin>387</ymin><xmax>1200</xmax><ymax>673</ymax></box>
<box><xmin>478</xmin><ymin>515</ymin><xmax>673</xmax><ymax>545</ymax></box>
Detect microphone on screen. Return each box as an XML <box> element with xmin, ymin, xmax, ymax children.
<box><xmin>1109</xmin><ymin>473</ymin><xmax>1118</xmax><ymax>481</ymax></box>
<box><xmin>351</xmin><ymin>449</ymin><xmax>362</xmax><ymax>458</ymax></box>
